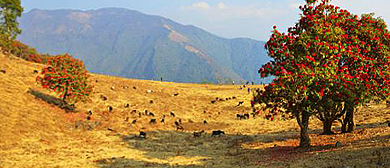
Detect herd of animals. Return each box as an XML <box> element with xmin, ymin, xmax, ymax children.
<box><xmin>77</xmin><ymin>82</ymin><xmax>260</xmax><ymax>140</ymax></box>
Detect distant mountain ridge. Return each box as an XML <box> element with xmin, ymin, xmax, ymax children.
<box><xmin>18</xmin><ymin>8</ymin><xmax>271</xmax><ymax>83</ymax></box>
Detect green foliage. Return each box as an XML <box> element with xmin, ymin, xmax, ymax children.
<box><xmin>36</xmin><ymin>54</ymin><xmax>93</xmax><ymax>105</ymax></box>
<box><xmin>253</xmin><ymin>0</ymin><xmax>390</xmax><ymax>147</ymax></box>
<box><xmin>0</xmin><ymin>0</ymin><xmax>23</xmax><ymax>48</ymax></box>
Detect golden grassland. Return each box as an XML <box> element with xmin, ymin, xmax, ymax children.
<box><xmin>0</xmin><ymin>53</ymin><xmax>390</xmax><ymax>168</ymax></box>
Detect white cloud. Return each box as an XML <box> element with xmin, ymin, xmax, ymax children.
<box><xmin>180</xmin><ymin>2</ymin><xmax>285</xmax><ymax>19</ymax></box>
<box><xmin>217</xmin><ymin>2</ymin><xmax>227</xmax><ymax>10</ymax></box>
<box><xmin>181</xmin><ymin>2</ymin><xmax>210</xmax><ymax>11</ymax></box>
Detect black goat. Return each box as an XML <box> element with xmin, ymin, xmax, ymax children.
<box><xmin>211</xmin><ymin>130</ymin><xmax>225</xmax><ymax>137</ymax></box>
<box><xmin>108</xmin><ymin>106</ymin><xmax>113</xmax><ymax>112</ymax></box>
<box><xmin>176</xmin><ymin>125</ymin><xmax>184</xmax><ymax>131</ymax></box>
<box><xmin>174</xmin><ymin>121</ymin><xmax>180</xmax><ymax>127</ymax></box>
<box><xmin>243</xmin><ymin>113</ymin><xmax>250</xmax><ymax>119</ymax></box>
<box><xmin>237</xmin><ymin>101</ymin><xmax>244</xmax><ymax>106</ymax></box>
<box><xmin>170</xmin><ymin>111</ymin><xmax>176</xmax><ymax>117</ymax></box>
<box><xmin>193</xmin><ymin>130</ymin><xmax>205</xmax><ymax>138</ymax></box>
<box><xmin>150</xmin><ymin>112</ymin><xmax>155</xmax><ymax>117</ymax></box>
<box><xmin>139</xmin><ymin>131</ymin><xmax>146</xmax><ymax>138</ymax></box>
<box><xmin>237</xmin><ymin>114</ymin><xmax>243</xmax><ymax>120</ymax></box>
<box><xmin>100</xmin><ymin>95</ymin><xmax>108</xmax><ymax>101</ymax></box>
<box><xmin>125</xmin><ymin>103</ymin><xmax>130</xmax><ymax>108</ymax></box>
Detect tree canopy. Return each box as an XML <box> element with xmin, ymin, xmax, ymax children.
<box><xmin>0</xmin><ymin>0</ymin><xmax>23</xmax><ymax>40</ymax></box>
<box><xmin>253</xmin><ymin>0</ymin><xmax>390</xmax><ymax>148</ymax></box>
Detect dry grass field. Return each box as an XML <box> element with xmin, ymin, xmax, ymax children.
<box><xmin>1</xmin><ymin>53</ymin><xmax>390</xmax><ymax>168</ymax></box>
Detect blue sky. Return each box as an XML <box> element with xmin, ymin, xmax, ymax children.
<box><xmin>22</xmin><ymin>0</ymin><xmax>390</xmax><ymax>41</ymax></box>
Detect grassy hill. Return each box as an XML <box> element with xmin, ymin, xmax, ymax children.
<box><xmin>0</xmin><ymin>53</ymin><xmax>390</xmax><ymax>167</ymax></box>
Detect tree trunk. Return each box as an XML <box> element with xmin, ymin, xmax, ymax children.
<box><xmin>342</xmin><ymin>107</ymin><xmax>355</xmax><ymax>133</ymax></box>
<box><xmin>321</xmin><ymin>119</ymin><xmax>335</xmax><ymax>135</ymax></box>
<box><xmin>347</xmin><ymin>109</ymin><xmax>355</xmax><ymax>132</ymax></box>
<box><xmin>298</xmin><ymin>112</ymin><xmax>311</xmax><ymax>148</ymax></box>
<box><xmin>62</xmin><ymin>87</ymin><xmax>68</xmax><ymax>103</ymax></box>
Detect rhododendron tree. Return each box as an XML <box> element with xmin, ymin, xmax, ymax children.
<box><xmin>37</xmin><ymin>54</ymin><xmax>93</xmax><ymax>106</ymax></box>
<box><xmin>253</xmin><ymin>0</ymin><xmax>390</xmax><ymax>147</ymax></box>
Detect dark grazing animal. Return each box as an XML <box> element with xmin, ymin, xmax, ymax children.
<box><xmin>33</xmin><ymin>70</ymin><xmax>39</xmax><ymax>73</ymax></box>
<box><xmin>132</xmin><ymin>119</ymin><xmax>137</xmax><ymax>124</ymax></box>
<box><xmin>251</xmin><ymin>113</ymin><xmax>257</xmax><ymax>118</ymax></box>
<box><xmin>178</xmin><ymin>119</ymin><xmax>182</xmax><ymax>124</ymax></box>
<box><xmin>237</xmin><ymin>101</ymin><xmax>244</xmax><ymax>106</ymax></box>
<box><xmin>193</xmin><ymin>130</ymin><xmax>205</xmax><ymax>138</ymax></box>
<box><xmin>176</xmin><ymin>125</ymin><xmax>184</xmax><ymax>131</ymax></box>
<box><xmin>203</xmin><ymin>120</ymin><xmax>208</xmax><ymax>124</ymax></box>
<box><xmin>0</xmin><ymin>70</ymin><xmax>6</xmax><ymax>74</ymax></box>
<box><xmin>161</xmin><ymin>118</ymin><xmax>165</xmax><ymax>123</ymax></box>
<box><xmin>211</xmin><ymin>130</ymin><xmax>225</xmax><ymax>137</ymax></box>
<box><xmin>86</xmin><ymin>110</ymin><xmax>93</xmax><ymax>116</ymax></box>
<box><xmin>243</xmin><ymin>113</ymin><xmax>250</xmax><ymax>119</ymax></box>
<box><xmin>232</xmin><ymin>96</ymin><xmax>236</xmax><ymax>99</ymax></box>
<box><xmin>100</xmin><ymin>95</ymin><xmax>108</xmax><ymax>101</ymax></box>
<box><xmin>86</xmin><ymin>115</ymin><xmax>91</xmax><ymax>120</ymax></box>
<box><xmin>149</xmin><ymin>112</ymin><xmax>155</xmax><ymax>117</ymax></box>
<box><xmin>125</xmin><ymin>103</ymin><xmax>130</xmax><ymax>108</ymax></box>
<box><xmin>139</xmin><ymin>131</ymin><xmax>146</xmax><ymax>138</ymax></box>
<box><xmin>133</xmin><ymin>86</ymin><xmax>137</xmax><ymax>89</ymax></box>
<box><xmin>237</xmin><ymin>114</ymin><xmax>243</xmax><ymax>120</ymax></box>
<box><xmin>173</xmin><ymin>93</ymin><xmax>179</xmax><ymax>96</ymax></box>
<box><xmin>388</xmin><ymin>122</ymin><xmax>390</xmax><ymax>127</ymax></box>
<box><xmin>211</xmin><ymin>100</ymin><xmax>216</xmax><ymax>104</ymax></box>
<box><xmin>131</xmin><ymin>110</ymin><xmax>137</xmax><ymax>114</ymax></box>
<box><xmin>108</xmin><ymin>106</ymin><xmax>113</xmax><ymax>112</ymax></box>
<box><xmin>150</xmin><ymin>119</ymin><xmax>156</xmax><ymax>124</ymax></box>
<box><xmin>150</xmin><ymin>100</ymin><xmax>154</xmax><ymax>104</ymax></box>
<box><xmin>170</xmin><ymin>112</ymin><xmax>176</xmax><ymax>117</ymax></box>
<box><xmin>174</xmin><ymin>121</ymin><xmax>180</xmax><ymax>127</ymax></box>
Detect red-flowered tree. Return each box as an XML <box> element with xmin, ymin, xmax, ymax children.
<box><xmin>37</xmin><ymin>54</ymin><xmax>93</xmax><ymax>106</ymax></box>
<box><xmin>253</xmin><ymin>0</ymin><xmax>390</xmax><ymax>147</ymax></box>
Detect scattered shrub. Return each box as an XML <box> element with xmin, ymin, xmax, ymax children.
<box><xmin>36</xmin><ymin>54</ymin><xmax>93</xmax><ymax>106</ymax></box>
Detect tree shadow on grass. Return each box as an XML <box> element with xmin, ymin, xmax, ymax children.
<box><xmin>94</xmin><ymin>129</ymin><xmax>338</xmax><ymax>168</ymax></box>
<box><xmin>95</xmin><ymin>157</ymin><xmax>203</xmax><ymax>168</ymax></box>
<box><xmin>94</xmin><ymin>120</ymin><xmax>390</xmax><ymax>167</ymax></box>
<box><xmin>28</xmin><ymin>88</ymin><xmax>76</xmax><ymax>112</ymax></box>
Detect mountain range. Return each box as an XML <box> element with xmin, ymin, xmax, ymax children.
<box><xmin>18</xmin><ymin>8</ymin><xmax>271</xmax><ymax>83</ymax></box>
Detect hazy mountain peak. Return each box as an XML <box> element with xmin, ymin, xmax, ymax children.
<box><xmin>18</xmin><ymin>8</ymin><xmax>271</xmax><ymax>83</ymax></box>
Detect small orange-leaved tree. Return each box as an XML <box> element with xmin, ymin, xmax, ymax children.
<box><xmin>36</xmin><ymin>53</ymin><xmax>93</xmax><ymax>106</ymax></box>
